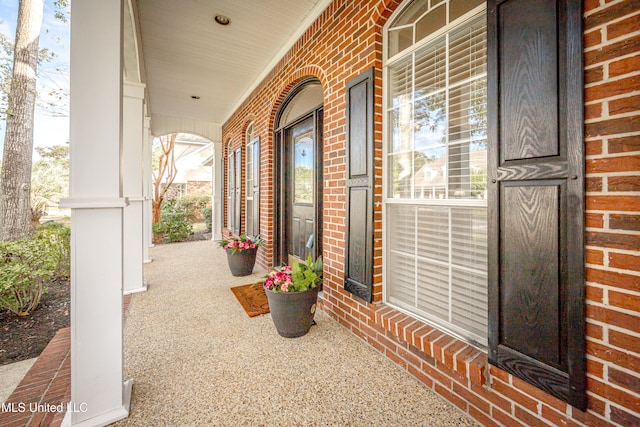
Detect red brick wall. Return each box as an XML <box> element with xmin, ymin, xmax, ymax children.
<box><xmin>583</xmin><ymin>1</ymin><xmax>640</xmax><ymax>426</ymax></box>
<box><xmin>222</xmin><ymin>1</ymin><xmax>640</xmax><ymax>426</ymax></box>
<box><xmin>222</xmin><ymin>0</ymin><xmax>399</xmax><ymax>272</ymax></box>
<box><xmin>186</xmin><ymin>180</ymin><xmax>212</xmax><ymax>196</ymax></box>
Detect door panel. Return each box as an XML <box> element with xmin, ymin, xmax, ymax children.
<box><xmin>275</xmin><ymin>104</ymin><xmax>323</xmax><ymax>267</ymax></box>
<box><xmin>288</xmin><ymin>115</ymin><xmax>315</xmax><ymax>261</ymax></box>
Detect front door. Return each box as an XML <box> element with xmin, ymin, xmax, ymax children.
<box><xmin>278</xmin><ymin>109</ymin><xmax>323</xmax><ymax>265</ymax></box>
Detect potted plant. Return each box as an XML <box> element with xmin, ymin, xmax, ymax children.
<box><xmin>218</xmin><ymin>234</ymin><xmax>263</xmax><ymax>276</ymax></box>
<box><xmin>263</xmin><ymin>254</ymin><xmax>323</xmax><ymax>338</ymax></box>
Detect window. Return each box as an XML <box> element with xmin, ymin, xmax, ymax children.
<box><xmin>227</xmin><ymin>141</ymin><xmax>241</xmax><ymax>234</ymax></box>
<box><xmin>245</xmin><ymin>124</ymin><xmax>260</xmax><ymax>236</ymax></box>
<box><xmin>227</xmin><ymin>141</ymin><xmax>235</xmax><ymax>233</ymax></box>
<box><xmin>384</xmin><ymin>0</ymin><xmax>487</xmax><ymax>346</ymax></box>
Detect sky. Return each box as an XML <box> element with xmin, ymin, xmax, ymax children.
<box><xmin>0</xmin><ymin>0</ymin><xmax>70</xmax><ymax>158</ymax></box>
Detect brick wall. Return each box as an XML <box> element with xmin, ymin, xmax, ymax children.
<box><xmin>583</xmin><ymin>1</ymin><xmax>640</xmax><ymax>426</ymax></box>
<box><xmin>222</xmin><ymin>0</ymin><xmax>640</xmax><ymax>426</ymax></box>
<box><xmin>186</xmin><ymin>180</ymin><xmax>212</xmax><ymax>196</ymax></box>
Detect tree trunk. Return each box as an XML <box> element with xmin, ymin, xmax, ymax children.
<box><xmin>152</xmin><ymin>199</ymin><xmax>162</xmax><ymax>224</ymax></box>
<box><xmin>0</xmin><ymin>0</ymin><xmax>44</xmax><ymax>241</ymax></box>
<box><xmin>151</xmin><ymin>133</ymin><xmax>177</xmax><ymax>224</ymax></box>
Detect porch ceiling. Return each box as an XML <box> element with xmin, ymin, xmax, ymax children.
<box><xmin>135</xmin><ymin>0</ymin><xmax>331</xmax><ymax>127</ymax></box>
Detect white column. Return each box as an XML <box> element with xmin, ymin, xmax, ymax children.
<box><xmin>142</xmin><ymin>117</ymin><xmax>153</xmax><ymax>263</ymax></box>
<box><xmin>213</xmin><ymin>141</ymin><xmax>223</xmax><ymax>240</ymax></box>
<box><xmin>123</xmin><ymin>82</ymin><xmax>146</xmax><ymax>294</ymax></box>
<box><xmin>60</xmin><ymin>1</ymin><xmax>131</xmax><ymax>426</ymax></box>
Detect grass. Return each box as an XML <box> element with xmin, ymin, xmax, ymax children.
<box><xmin>192</xmin><ymin>221</ymin><xmax>208</xmax><ymax>233</ymax></box>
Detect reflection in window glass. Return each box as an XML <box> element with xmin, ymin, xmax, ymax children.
<box><xmin>384</xmin><ymin>1</ymin><xmax>488</xmax><ymax>346</ymax></box>
<box><xmin>388</xmin><ymin>27</ymin><xmax>414</xmax><ymax>58</ymax></box>
<box><xmin>387</xmin><ymin>13</ymin><xmax>487</xmax><ymax>201</ymax></box>
<box><xmin>294</xmin><ymin>131</ymin><xmax>314</xmax><ymax>204</ymax></box>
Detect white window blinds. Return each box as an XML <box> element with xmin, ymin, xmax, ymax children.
<box><xmin>385</xmin><ymin>2</ymin><xmax>487</xmax><ymax>346</ymax></box>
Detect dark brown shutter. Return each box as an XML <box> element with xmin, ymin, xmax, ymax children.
<box><xmin>235</xmin><ymin>148</ymin><xmax>242</xmax><ymax>234</ymax></box>
<box><xmin>252</xmin><ymin>137</ymin><xmax>260</xmax><ymax>236</ymax></box>
<box><xmin>344</xmin><ymin>67</ymin><xmax>375</xmax><ymax>303</ymax></box>
<box><xmin>487</xmin><ymin>0</ymin><xmax>585</xmax><ymax>410</ymax></box>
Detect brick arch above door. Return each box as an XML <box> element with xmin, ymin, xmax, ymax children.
<box><xmin>268</xmin><ymin>66</ymin><xmax>328</xmax><ymax>133</ymax></box>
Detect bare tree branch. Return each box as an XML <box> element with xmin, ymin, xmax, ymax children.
<box><xmin>152</xmin><ymin>133</ymin><xmax>178</xmax><ymax>224</ymax></box>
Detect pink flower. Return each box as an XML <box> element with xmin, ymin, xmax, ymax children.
<box><xmin>281</xmin><ymin>283</ymin><xmax>289</xmax><ymax>292</ymax></box>
<box><xmin>251</xmin><ymin>244</ymin><xmax>256</xmax><ymax>249</ymax></box>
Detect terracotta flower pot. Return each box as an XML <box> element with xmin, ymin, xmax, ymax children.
<box><xmin>225</xmin><ymin>247</ymin><xmax>257</xmax><ymax>276</ymax></box>
<box><xmin>265</xmin><ymin>286</ymin><xmax>319</xmax><ymax>338</ymax></box>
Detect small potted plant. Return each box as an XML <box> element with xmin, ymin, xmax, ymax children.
<box><xmin>263</xmin><ymin>254</ymin><xmax>323</xmax><ymax>338</ymax></box>
<box><xmin>218</xmin><ymin>234</ymin><xmax>263</xmax><ymax>276</ymax></box>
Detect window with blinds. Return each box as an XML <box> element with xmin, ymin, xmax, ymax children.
<box><xmin>227</xmin><ymin>141</ymin><xmax>235</xmax><ymax>233</ymax></box>
<box><xmin>246</xmin><ymin>124</ymin><xmax>255</xmax><ymax>235</ymax></box>
<box><xmin>384</xmin><ymin>0</ymin><xmax>487</xmax><ymax>346</ymax></box>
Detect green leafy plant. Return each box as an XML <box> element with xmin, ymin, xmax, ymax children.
<box><xmin>0</xmin><ymin>237</ymin><xmax>57</xmax><ymax>316</ymax></box>
<box><xmin>36</xmin><ymin>222</ymin><xmax>71</xmax><ymax>279</ymax></box>
<box><xmin>291</xmin><ymin>254</ymin><xmax>323</xmax><ymax>291</ymax></box>
<box><xmin>202</xmin><ymin>207</ymin><xmax>212</xmax><ymax>232</ymax></box>
<box><xmin>153</xmin><ymin>200</ymin><xmax>194</xmax><ymax>243</ymax></box>
<box><xmin>175</xmin><ymin>194</ymin><xmax>210</xmax><ymax>221</ymax></box>
<box><xmin>264</xmin><ymin>254</ymin><xmax>323</xmax><ymax>293</ymax></box>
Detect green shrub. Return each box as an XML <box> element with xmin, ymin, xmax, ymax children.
<box><xmin>36</xmin><ymin>222</ymin><xmax>71</xmax><ymax>279</ymax></box>
<box><xmin>0</xmin><ymin>237</ymin><xmax>58</xmax><ymax>316</ymax></box>
<box><xmin>202</xmin><ymin>207</ymin><xmax>212</xmax><ymax>232</ymax></box>
<box><xmin>153</xmin><ymin>200</ymin><xmax>194</xmax><ymax>243</ymax></box>
<box><xmin>175</xmin><ymin>195</ymin><xmax>210</xmax><ymax>221</ymax></box>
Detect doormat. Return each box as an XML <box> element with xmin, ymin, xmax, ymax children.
<box><xmin>230</xmin><ymin>282</ymin><xmax>270</xmax><ymax>317</ymax></box>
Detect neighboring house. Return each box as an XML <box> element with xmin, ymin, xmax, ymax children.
<box><xmin>63</xmin><ymin>1</ymin><xmax>640</xmax><ymax>426</ymax></box>
<box><xmin>164</xmin><ymin>134</ymin><xmax>213</xmax><ymax>198</ymax></box>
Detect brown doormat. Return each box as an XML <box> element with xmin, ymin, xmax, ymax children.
<box><xmin>230</xmin><ymin>282</ymin><xmax>270</xmax><ymax>317</ymax></box>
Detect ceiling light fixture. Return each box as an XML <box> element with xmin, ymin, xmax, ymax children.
<box><xmin>214</xmin><ymin>14</ymin><xmax>230</xmax><ymax>25</ymax></box>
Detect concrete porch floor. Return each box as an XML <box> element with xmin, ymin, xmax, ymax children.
<box><xmin>115</xmin><ymin>240</ymin><xmax>477</xmax><ymax>426</ymax></box>
<box><xmin>1</xmin><ymin>240</ymin><xmax>478</xmax><ymax>426</ymax></box>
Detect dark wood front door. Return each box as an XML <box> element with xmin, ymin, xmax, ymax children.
<box><xmin>288</xmin><ymin>115</ymin><xmax>315</xmax><ymax>260</ymax></box>
<box><xmin>277</xmin><ymin>108</ymin><xmax>323</xmax><ymax>265</ymax></box>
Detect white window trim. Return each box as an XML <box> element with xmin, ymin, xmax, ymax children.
<box><xmin>245</xmin><ymin>123</ymin><xmax>260</xmax><ymax>237</ymax></box>
<box><xmin>246</xmin><ymin>123</ymin><xmax>255</xmax><ymax>205</ymax></box>
<box><xmin>227</xmin><ymin>141</ymin><xmax>234</xmax><ymax>232</ymax></box>
<box><xmin>382</xmin><ymin>0</ymin><xmax>488</xmax><ymax>348</ymax></box>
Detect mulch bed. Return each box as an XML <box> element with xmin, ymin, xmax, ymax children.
<box><xmin>154</xmin><ymin>229</ymin><xmax>212</xmax><ymax>244</ymax></box>
<box><xmin>0</xmin><ymin>278</ymin><xmax>70</xmax><ymax>366</ymax></box>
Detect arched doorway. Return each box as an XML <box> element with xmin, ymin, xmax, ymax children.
<box><xmin>274</xmin><ymin>80</ymin><xmax>323</xmax><ymax>266</ymax></box>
